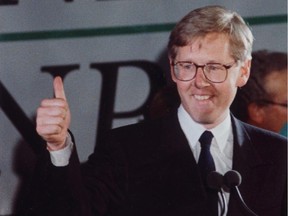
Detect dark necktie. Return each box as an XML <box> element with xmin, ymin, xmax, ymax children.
<box><xmin>198</xmin><ymin>131</ymin><xmax>218</xmax><ymax>215</ymax></box>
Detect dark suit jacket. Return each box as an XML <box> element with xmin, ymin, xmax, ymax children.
<box><xmin>27</xmin><ymin>113</ymin><xmax>287</xmax><ymax>216</ymax></box>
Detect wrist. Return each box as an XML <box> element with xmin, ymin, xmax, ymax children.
<box><xmin>47</xmin><ymin>137</ymin><xmax>68</xmax><ymax>151</ymax></box>
<box><xmin>48</xmin><ymin>134</ymin><xmax>74</xmax><ymax>167</ymax></box>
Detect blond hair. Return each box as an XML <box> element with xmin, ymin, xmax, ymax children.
<box><xmin>168</xmin><ymin>5</ymin><xmax>254</xmax><ymax>62</ymax></box>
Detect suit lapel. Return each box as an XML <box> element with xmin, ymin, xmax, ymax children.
<box><xmin>158</xmin><ymin>113</ymin><xmax>208</xmax><ymax>210</ymax></box>
<box><xmin>227</xmin><ymin>115</ymin><xmax>273</xmax><ymax>215</ymax></box>
<box><xmin>231</xmin><ymin>116</ymin><xmax>263</xmax><ymax>181</ymax></box>
<box><xmin>160</xmin><ymin>112</ymin><xmax>203</xmax><ymax>185</ymax></box>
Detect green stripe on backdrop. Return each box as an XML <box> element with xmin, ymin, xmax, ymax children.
<box><xmin>0</xmin><ymin>14</ymin><xmax>286</xmax><ymax>42</ymax></box>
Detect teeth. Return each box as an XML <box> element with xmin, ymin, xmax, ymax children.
<box><xmin>194</xmin><ymin>95</ymin><xmax>210</xmax><ymax>100</ymax></box>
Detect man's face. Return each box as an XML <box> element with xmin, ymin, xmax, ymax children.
<box><xmin>170</xmin><ymin>33</ymin><xmax>250</xmax><ymax>129</ymax></box>
<box><xmin>261</xmin><ymin>70</ymin><xmax>287</xmax><ymax>133</ymax></box>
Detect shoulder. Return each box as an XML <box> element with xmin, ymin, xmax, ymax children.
<box><xmin>109</xmin><ymin>112</ymin><xmax>179</xmax><ymax>139</ymax></box>
<box><xmin>232</xmin><ymin>116</ymin><xmax>287</xmax><ymax>159</ymax></box>
<box><xmin>93</xmin><ymin>113</ymin><xmax>181</xmax><ymax>165</ymax></box>
<box><xmin>232</xmin><ymin>114</ymin><xmax>286</xmax><ymax>141</ymax></box>
<box><xmin>237</xmin><ymin>118</ymin><xmax>286</xmax><ymax>144</ymax></box>
<box><xmin>97</xmin><ymin>112</ymin><xmax>179</xmax><ymax>150</ymax></box>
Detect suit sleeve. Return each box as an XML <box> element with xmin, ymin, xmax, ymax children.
<box><xmin>24</xmin><ymin>130</ymin><xmax>126</xmax><ymax>216</ymax></box>
<box><xmin>23</xmin><ymin>144</ymin><xmax>94</xmax><ymax>216</ymax></box>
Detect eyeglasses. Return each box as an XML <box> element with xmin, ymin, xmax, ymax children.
<box><xmin>172</xmin><ymin>61</ymin><xmax>237</xmax><ymax>83</ymax></box>
<box><xmin>258</xmin><ymin>100</ymin><xmax>287</xmax><ymax>108</ymax></box>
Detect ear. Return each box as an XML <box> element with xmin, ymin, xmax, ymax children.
<box><xmin>169</xmin><ymin>57</ymin><xmax>177</xmax><ymax>83</ymax></box>
<box><xmin>247</xmin><ymin>102</ymin><xmax>265</xmax><ymax>124</ymax></box>
<box><xmin>237</xmin><ymin>59</ymin><xmax>251</xmax><ymax>88</ymax></box>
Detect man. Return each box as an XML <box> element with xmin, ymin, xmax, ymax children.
<box><xmin>231</xmin><ymin>50</ymin><xmax>287</xmax><ymax>136</ymax></box>
<box><xmin>30</xmin><ymin>5</ymin><xmax>286</xmax><ymax>216</ymax></box>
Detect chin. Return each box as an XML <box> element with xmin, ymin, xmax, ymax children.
<box><xmin>191</xmin><ymin>114</ymin><xmax>215</xmax><ymax>125</ymax></box>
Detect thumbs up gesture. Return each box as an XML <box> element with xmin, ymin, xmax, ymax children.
<box><xmin>36</xmin><ymin>76</ymin><xmax>71</xmax><ymax>151</ymax></box>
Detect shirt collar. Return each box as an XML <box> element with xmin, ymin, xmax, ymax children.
<box><xmin>178</xmin><ymin>104</ymin><xmax>231</xmax><ymax>153</ymax></box>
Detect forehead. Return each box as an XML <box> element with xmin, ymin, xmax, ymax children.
<box><xmin>264</xmin><ymin>70</ymin><xmax>287</xmax><ymax>97</ymax></box>
<box><xmin>176</xmin><ymin>33</ymin><xmax>233</xmax><ymax>62</ymax></box>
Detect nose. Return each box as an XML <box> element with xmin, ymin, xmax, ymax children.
<box><xmin>194</xmin><ymin>67</ymin><xmax>210</xmax><ymax>88</ymax></box>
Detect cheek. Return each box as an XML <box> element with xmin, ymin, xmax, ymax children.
<box><xmin>175</xmin><ymin>82</ymin><xmax>191</xmax><ymax>100</ymax></box>
<box><xmin>177</xmin><ymin>82</ymin><xmax>191</xmax><ymax>93</ymax></box>
<box><xmin>276</xmin><ymin>108</ymin><xmax>287</xmax><ymax>119</ymax></box>
<box><xmin>219</xmin><ymin>82</ymin><xmax>238</xmax><ymax>104</ymax></box>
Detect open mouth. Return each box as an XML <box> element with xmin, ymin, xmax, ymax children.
<box><xmin>194</xmin><ymin>95</ymin><xmax>211</xmax><ymax>101</ymax></box>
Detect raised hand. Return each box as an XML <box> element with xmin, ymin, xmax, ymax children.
<box><xmin>36</xmin><ymin>76</ymin><xmax>71</xmax><ymax>151</ymax></box>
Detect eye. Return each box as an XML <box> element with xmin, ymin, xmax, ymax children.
<box><xmin>180</xmin><ymin>62</ymin><xmax>193</xmax><ymax>70</ymax></box>
<box><xmin>206</xmin><ymin>64</ymin><xmax>224</xmax><ymax>72</ymax></box>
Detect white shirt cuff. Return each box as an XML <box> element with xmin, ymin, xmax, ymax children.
<box><xmin>49</xmin><ymin>134</ymin><xmax>73</xmax><ymax>167</ymax></box>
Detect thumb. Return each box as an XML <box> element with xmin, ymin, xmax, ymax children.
<box><xmin>53</xmin><ymin>76</ymin><xmax>67</xmax><ymax>100</ymax></box>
